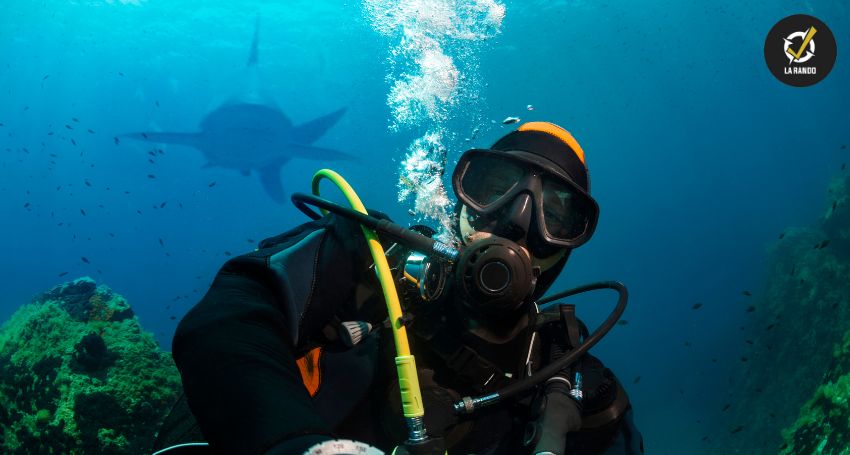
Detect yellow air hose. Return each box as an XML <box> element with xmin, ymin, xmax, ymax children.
<box><xmin>310</xmin><ymin>169</ymin><xmax>425</xmax><ymax>427</ymax></box>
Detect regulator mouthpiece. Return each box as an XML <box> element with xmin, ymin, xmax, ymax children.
<box><xmin>455</xmin><ymin>236</ymin><xmax>536</xmax><ymax>316</ymax></box>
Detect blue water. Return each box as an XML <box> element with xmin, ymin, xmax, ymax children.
<box><xmin>1</xmin><ymin>1</ymin><xmax>848</xmax><ymax>453</ymax></box>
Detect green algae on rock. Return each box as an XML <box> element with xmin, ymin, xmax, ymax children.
<box><xmin>716</xmin><ymin>172</ymin><xmax>850</xmax><ymax>454</ymax></box>
<box><xmin>0</xmin><ymin>277</ymin><xmax>181</xmax><ymax>454</ymax></box>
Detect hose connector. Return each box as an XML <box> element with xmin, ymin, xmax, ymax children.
<box><xmin>452</xmin><ymin>393</ymin><xmax>500</xmax><ymax>415</ymax></box>
<box><xmin>405</xmin><ymin>416</ymin><xmax>428</xmax><ymax>443</ymax></box>
<box><xmin>569</xmin><ymin>371</ymin><xmax>583</xmax><ymax>402</ymax></box>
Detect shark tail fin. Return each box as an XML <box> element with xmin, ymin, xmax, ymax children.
<box><xmin>259</xmin><ymin>159</ymin><xmax>288</xmax><ymax>204</ymax></box>
<box><xmin>120</xmin><ymin>132</ymin><xmax>202</xmax><ymax>148</ymax></box>
<box><xmin>292</xmin><ymin>107</ymin><xmax>347</xmax><ymax>144</ymax></box>
<box><xmin>247</xmin><ymin>15</ymin><xmax>260</xmax><ymax>67</ymax></box>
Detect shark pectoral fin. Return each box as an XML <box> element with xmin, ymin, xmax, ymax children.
<box><xmin>292</xmin><ymin>107</ymin><xmax>347</xmax><ymax>144</ymax></box>
<box><xmin>120</xmin><ymin>132</ymin><xmax>202</xmax><ymax>149</ymax></box>
<box><xmin>259</xmin><ymin>161</ymin><xmax>289</xmax><ymax>204</ymax></box>
<box><xmin>285</xmin><ymin>143</ymin><xmax>358</xmax><ymax>162</ymax></box>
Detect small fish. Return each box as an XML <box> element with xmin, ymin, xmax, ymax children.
<box><xmin>745</xmin><ymin>339</ymin><xmax>754</xmax><ymax>345</ymax></box>
<box><xmin>71</xmin><ymin>138</ymin><xmax>76</xmax><ymax>146</ymax></box>
<box><xmin>820</xmin><ymin>239</ymin><xmax>831</xmax><ymax>249</ymax></box>
<box><xmin>208</xmin><ymin>181</ymin><xmax>216</xmax><ymax>188</ymax></box>
<box><xmin>833</xmin><ymin>201</ymin><xmax>838</xmax><ymax>211</ymax></box>
<box><xmin>23</xmin><ymin>202</ymin><xmax>30</xmax><ymax>208</ymax></box>
<box><xmin>843</xmin><ymin>163</ymin><xmax>847</xmax><ymax>171</ymax></box>
<box><xmin>148</xmin><ymin>158</ymin><xmax>155</xmax><ymax>164</ymax></box>
<box><xmin>87</xmin><ymin>129</ymin><xmax>95</xmax><ymax>134</ymax></box>
<box><xmin>224</xmin><ymin>251</ymin><xmax>232</xmax><ymax>256</ymax></box>
<box><xmin>136</xmin><ymin>210</ymin><xmax>142</xmax><ymax>215</ymax></box>
<box><xmin>159</xmin><ymin>238</ymin><xmax>164</xmax><ymax>246</ymax></box>
<box><xmin>740</xmin><ymin>356</ymin><xmax>748</xmax><ymax>362</ymax></box>
<box><xmin>42</xmin><ymin>74</ymin><xmax>50</xmax><ymax>81</ymax></box>
<box><xmin>526</xmin><ymin>104</ymin><xmax>534</xmax><ymax>111</ymax></box>
<box><xmin>502</xmin><ymin>116</ymin><xmax>520</xmax><ymax>125</ymax></box>
<box><xmin>633</xmin><ymin>376</ymin><xmax>641</xmax><ymax>384</ymax></box>
<box><xmin>84</xmin><ymin>179</ymin><xmax>91</xmax><ymax>187</ymax></box>
<box><xmin>147</xmin><ymin>174</ymin><xmax>156</xmax><ymax>179</ymax></box>
<box><xmin>81</xmin><ymin>256</ymin><xmax>90</xmax><ymax>264</ymax></box>
<box><xmin>156</xmin><ymin>100</ymin><xmax>160</xmax><ymax>107</ymax></box>
<box><xmin>109</xmin><ymin>233</ymin><xmax>115</xmax><ymax>237</ymax></box>
<box><xmin>683</xmin><ymin>341</ymin><xmax>692</xmax><ymax>347</ymax></box>
<box><xmin>722</xmin><ymin>403</ymin><xmax>730</xmax><ymax>412</ymax></box>
<box><xmin>114</xmin><ymin>137</ymin><xmax>120</xmax><ymax>145</ymax></box>
<box><xmin>148</xmin><ymin>150</ymin><xmax>156</xmax><ymax>156</ymax></box>
<box><xmin>617</xmin><ymin>319</ymin><xmax>629</xmax><ymax>325</ymax></box>
<box><xmin>160</xmin><ymin>202</ymin><xmax>166</xmax><ymax>208</ymax></box>
<box><xmin>746</xmin><ymin>305</ymin><xmax>756</xmax><ymax>313</ymax></box>
<box><xmin>72</xmin><ymin>117</ymin><xmax>79</xmax><ymax>123</ymax></box>
<box><xmin>170</xmin><ymin>315</ymin><xmax>176</xmax><ymax>320</ymax></box>
<box><xmin>142</xmin><ymin>132</ymin><xmax>148</xmax><ymax>139</ymax></box>
<box><xmin>118</xmin><ymin>71</ymin><xmax>124</xmax><ymax>76</ymax></box>
<box><xmin>730</xmin><ymin>425</ymin><xmax>744</xmax><ymax>434</ymax></box>
<box><xmin>778</xmin><ymin>232</ymin><xmax>785</xmax><ymax>239</ymax></box>
<box><xmin>80</xmin><ymin>208</ymin><xmax>86</xmax><ymax>216</ymax></box>
<box><xmin>842</xmin><ymin>144</ymin><xmax>847</xmax><ymax>150</ymax></box>
<box><xmin>65</xmin><ymin>124</ymin><xmax>72</xmax><ymax>130</ymax></box>
<box><xmin>692</xmin><ymin>302</ymin><xmax>703</xmax><ymax>310</ymax></box>
<box><xmin>766</xmin><ymin>323</ymin><xmax>776</xmax><ymax>330</ymax></box>
<box><xmin>246</xmin><ymin>238</ymin><xmax>255</xmax><ymax>243</ymax></box>
<box><xmin>58</xmin><ymin>271</ymin><xmax>68</xmax><ymax>277</ymax></box>
<box><xmin>408</xmin><ymin>209</ymin><xmax>416</xmax><ymax>217</ymax></box>
<box><xmin>742</xmin><ymin>290</ymin><xmax>752</xmax><ymax>296</ymax></box>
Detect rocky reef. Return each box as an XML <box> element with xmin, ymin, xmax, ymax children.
<box><xmin>718</xmin><ymin>172</ymin><xmax>850</xmax><ymax>453</ymax></box>
<box><xmin>0</xmin><ymin>277</ymin><xmax>181</xmax><ymax>454</ymax></box>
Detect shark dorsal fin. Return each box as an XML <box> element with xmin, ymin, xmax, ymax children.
<box><xmin>247</xmin><ymin>15</ymin><xmax>260</xmax><ymax>67</ymax></box>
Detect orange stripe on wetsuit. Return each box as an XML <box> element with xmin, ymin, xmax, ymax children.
<box><xmin>295</xmin><ymin>347</ymin><xmax>322</xmax><ymax>397</ymax></box>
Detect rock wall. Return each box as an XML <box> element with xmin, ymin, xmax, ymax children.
<box><xmin>0</xmin><ymin>277</ymin><xmax>181</xmax><ymax>454</ymax></box>
<box><xmin>717</xmin><ymin>173</ymin><xmax>850</xmax><ymax>453</ymax></box>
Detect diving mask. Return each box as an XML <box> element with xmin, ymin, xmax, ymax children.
<box><xmin>453</xmin><ymin>149</ymin><xmax>599</xmax><ymax>251</ymax></box>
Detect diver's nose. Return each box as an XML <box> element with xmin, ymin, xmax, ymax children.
<box><xmin>497</xmin><ymin>193</ymin><xmax>533</xmax><ymax>241</ymax></box>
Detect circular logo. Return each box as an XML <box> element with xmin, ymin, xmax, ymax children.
<box><xmin>764</xmin><ymin>14</ymin><xmax>837</xmax><ymax>87</ymax></box>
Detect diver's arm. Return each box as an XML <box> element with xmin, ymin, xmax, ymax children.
<box><xmin>172</xmin><ymin>214</ymin><xmax>376</xmax><ymax>454</ymax></box>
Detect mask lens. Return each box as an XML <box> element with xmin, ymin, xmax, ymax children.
<box><xmin>460</xmin><ymin>154</ymin><xmax>525</xmax><ymax>207</ymax></box>
<box><xmin>541</xmin><ymin>177</ymin><xmax>591</xmax><ymax>242</ymax></box>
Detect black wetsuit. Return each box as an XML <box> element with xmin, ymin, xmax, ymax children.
<box><xmin>159</xmin><ymin>214</ymin><xmax>644</xmax><ymax>454</ymax></box>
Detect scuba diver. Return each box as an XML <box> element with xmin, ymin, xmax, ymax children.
<box><xmin>152</xmin><ymin>122</ymin><xmax>644</xmax><ymax>455</ymax></box>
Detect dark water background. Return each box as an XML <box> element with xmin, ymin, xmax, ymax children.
<box><xmin>1</xmin><ymin>1</ymin><xmax>848</xmax><ymax>453</ymax></box>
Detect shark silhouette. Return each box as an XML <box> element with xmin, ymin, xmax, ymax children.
<box><xmin>122</xmin><ymin>18</ymin><xmax>351</xmax><ymax>203</ymax></box>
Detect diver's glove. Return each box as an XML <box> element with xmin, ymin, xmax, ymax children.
<box><xmin>234</xmin><ymin>210</ymin><xmax>393</xmax><ymax>350</ymax></box>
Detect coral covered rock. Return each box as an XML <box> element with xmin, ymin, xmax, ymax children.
<box><xmin>718</xmin><ymin>173</ymin><xmax>850</xmax><ymax>454</ymax></box>
<box><xmin>0</xmin><ymin>277</ymin><xmax>181</xmax><ymax>454</ymax></box>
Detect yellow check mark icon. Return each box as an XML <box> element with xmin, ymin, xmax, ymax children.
<box><xmin>787</xmin><ymin>26</ymin><xmax>817</xmax><ymax>60</ymax></box>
